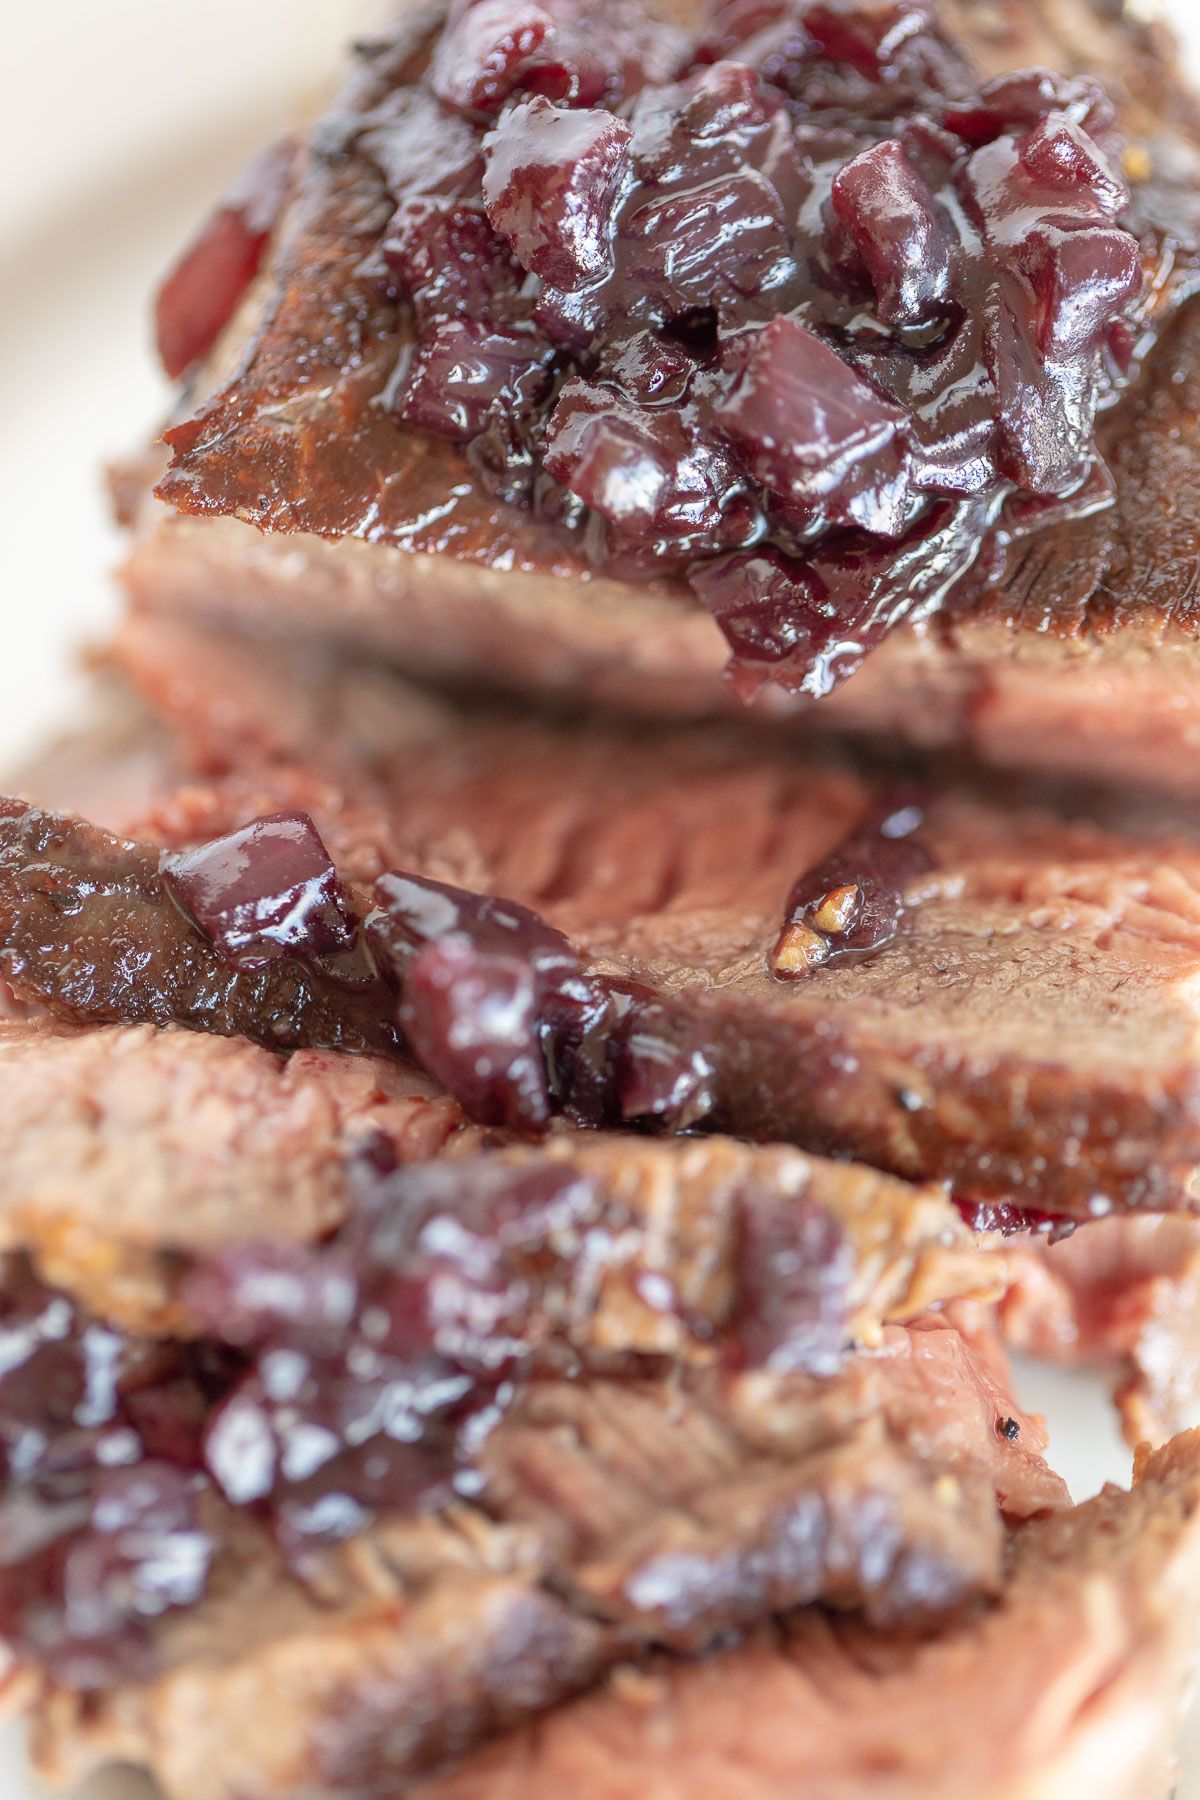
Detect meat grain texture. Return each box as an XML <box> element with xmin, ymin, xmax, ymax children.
<box><xmin>31</xmin><ymin>1319</ymin><xmax>1066</xmax><ymax>1800</ymax></box>
<box><xmin>408</xmin><ymin>1434</ymin><xmax>1200</xmax><ymax>1800</ymax></box>
<box><xmin>13</xmin><ymin>1</ymin><xmax>1200</xmax><ymax>1786</ymax></box>
<box><xmin>90</xmin><ymin>618</ymin><xmax>1200</xmax><ymax>1220</ymax></box>
<box><xmin>31</xmin><ymin>1425</ymin><xmax>1200</xmax><ymax>1800</ymax></box>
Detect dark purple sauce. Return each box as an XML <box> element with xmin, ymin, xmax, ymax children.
<box><xmin>0</xmin><ymin>798</ymin><xmax>399</xmax><ymax>1057</ymax></box>
<box><xmin>771</xmin><ymin>797</ymin><xmax>931</xmax><ymax>977</ymax></box>
<box><xmin>369</xmin><ymin>869</ymin><xmax>714</xmax><ymax>1131</ymax></box>
<box><xmin>161</xmin><ymin>811</ymin><xmax>361</xmax><ymax>971</ymax></box>
<box><xmin>155</xmin><ymin>135</ymin><xmax>296</xmax><ymax>380</ymax></box>
<box><xmin>0</xmin><ymin>1262</ymin><xmax>219</xmax><ymax>1687</ymax></box>
<box><xmin>369</xmin><ymin>871</ymin><xmax>590</xmax><ymax>1128</ymax></box>
<box><xmin>729</xmin><ymin>1185</ymin><xmax>853</xmax><ymax>1373</ymax></box>
<box><xmin>0</xmin><ymin>792</ymin><xmax>713</xmax><ymax>1140</ymax></box>
<box><xmin>362</xmin><ymin>0</ymin><xmax>1200</xmax><ymax>698</ymax></box>
<box><xmin>955</xmin><ymin>1198</ymin><xmax>1076</xmax><ymax>1242</ymax></box>
<box><xmin>0</xmin><ymin>1147</ymin><xmax>853</xmax><ymax>1682</ymax></box>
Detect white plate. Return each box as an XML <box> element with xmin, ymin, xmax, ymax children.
<box><xmin>0</xmin><ymin>3</ymin><xmax>1197</xmax><ymax>1793</ymax></box>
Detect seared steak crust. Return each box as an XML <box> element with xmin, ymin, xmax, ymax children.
<box><xmin>119</xmin><ymin>0</ymin><xmax>1200</xmax><ymax>794</ymax></box>
<box><xmin>0</xmin><ymin>797</ymin><xmax>398</xmax><ymax>1057</ymax></box>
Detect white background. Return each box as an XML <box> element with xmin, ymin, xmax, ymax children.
<box><xmin>0</xmin><ymin>3</ymin><xmax>1196</xmax><ymax>1794</ymax></box>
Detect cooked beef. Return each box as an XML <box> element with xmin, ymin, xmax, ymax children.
<box><xmin>0</xmin><ymin>777</ymin><xmax>1007</xmax><ymax>1702</ymax></box>
<box><xmin>0</xmin><ymin>1019</ymin><xmax>475</xmax><ymax>1333</ymax></box>
<box><xmin>0</xmin><ymin>709</ymin><xmax>998</xmax><ymax>1403</ymax></box>
<box><xmin>57</xmin><ymin>617</ymin><xmax>1200</xmax><ymax>1220</ymax></box>
<box><xmin>342</xmin><ymin>1134</ymin><xmax>1000</xmax><ymax>1374</ymax></box>
<box><xmin>401</xmin><ymin>1430</ymin><xmax>1200</xmax><ymax>1800</ymax></box>
<box><xmin>11</xmin><ymin>772</ymin><xmax>1199</xmax><ymax>1220</ymax></box>
<box><xmin>485</xmin><ymin>1319</ymin><xmax>1066</xmax><ymax>1610</ymax></box>
<box><xmin>18</xmin><ymin>5</ymin><xmax>1200</xmax><ymax>1793</ymax></box>
<box><xmin>0</xmin><ymin>795</ymin><xmax>399</xmax><ymax>1057</ymax></box>
<box><xmin>1001</xmin><ymin>1214</ymin><xmax>1200</xmax><ymax>1447</ymax></box>
<box><xmin>0</xmin><ymin>1099</ymin><xmax>1015</xmax><ymax>1682</ymax></box>
<box><xmin>117</xmin><ymin>0</ymin><xmax>1200</xmax><ymax>796</ymax></box>
<box><xmin>0</xmin><ymin>1012</ymin><xmax>992</xmax><ymax>1350</ymax></box>
<box><xmin>30</xmin><ymin>1318</ymin><xmax>1066</xmax><ymax>1800</ymax></box>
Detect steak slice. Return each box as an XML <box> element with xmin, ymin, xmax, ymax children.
<box><xmin>119</xmin><ymin>0</ymin><xmax>1200</xmax><ymax>796</ymax></box>
<box><xmin>29</xmin><ymin>1319</ymin><xmax>1065</xmax><ymax>1800</ymax></box>
<box><xmin>14</xmin><ymin>772</ymin><xmax>1200</xmax><ymax>1220</ymax></box>
<box><xmin>75</xmin><ymin>619</ymin><xmax>1200</xmax><ymax>1218</ymax></box>
<box><xmin>0</xmin><ymin>794</ymin><xmax>402</xmax><ymax>1057</ymax></box>
<box><xmin>0</xmin><ymin>704</ymin><xmax>993</xmax><ymax>1354</ymax></box>
<box><xmin>0</xmin><ymin>1019</ymin><xmax>475</xmax><ymax>1333</ymax></box>
<box><xmin>1001</xmin><ymin>1215</ymin><xmax>1200</xmax><ymax>1447</ymax></box>
<box><xmin>401</xmin><ymin>1430</ymin><xmax>1200</xmax><ymax>1800</ymax></box>
<box><xmin>0</xmin><ymin>1014</ymin><xmax>994</xmax><ymax>1356</ymax></box>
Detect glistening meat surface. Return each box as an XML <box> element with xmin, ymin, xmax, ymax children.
<box><xmin>30</xmin><ymin>1319</ymin><xmax>1064</xmax><ymax>1800</ymax></box>
<box><xmin>0</xmin><ymin>797</ymin><xmax>399</xmax><ymax>1056</ymax></box>
<box><xmin>68</xmin><ymin>618</ymin><xmax>1200</xmax><ymax>1218</ymax></box>
<box><xmin>404</xmin><ymin>1431</ymin><xmax>1200</xmax><ymax>1800</ymax></box>
<box><xmin>17</xmin><ymin>2</ymin><xmax>1200</xmax><ymax>1795</ymax></box>
<box><xmin>118</xmin><ymin>0</ymin><xmax>1200</xmax><ymax>795</ymax></box>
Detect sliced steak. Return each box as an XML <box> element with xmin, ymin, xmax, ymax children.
<box><xmin>477</xmin><ymin>1320</ymin><xmax>1065</xmax><ymax>1630</ymax></box>
<box><xmin>401</xmin><ymin>1429</ymin><xmax>1200</xmax><ymax>1800</ymax></box>
<box><xmin>0</xmin><ymin>1013</ymin><xmax>992</xmax><ymax>1347</ymax></box>
<box><xmin>0</xmin><ymin>1019</ymin><xmax>474</xmax><ymax>1333</ymax></box>
<box><xmin>66</xmin><ymin>620</ymin><xmax>1200</xmax><ymax>1218</ymax></box>
<box><xmin>0</xmin><ymin>981</ymin><xmax>1007</xmax><ymax>1702</ymax></box>
<box><xmin>0</xmin><ymin>795</ymin><xmax>401</xmax><ymax>1056</ymax></box>
<box><xmin>0</xmin><ymin>705</ymin><xmax>994</xmax><ymax>1364</ymax></box>
<box><xmin>29</xmin><ymin>1318</ymin><xmax>1065</xmax><ymax>1800</ymax></box>
<box><xmin>14</xmin><ymin>774</ymin><xmax>1200</xmax><ymax>1219</ymax></box>
<box><xmin>119</xmin><ymin>0</ymin><xmax>1200</xmax><ymax>796</ymax></box>
<box><xmin>0</xmin><ymin>1199</ymin><xmax>1019</xmax><ymax>1677</ymax></box>
<box><xmin>1001</xmin><ymin>1215</ymin><xmax>1200</xmax><ymax>1446</ymax></box>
